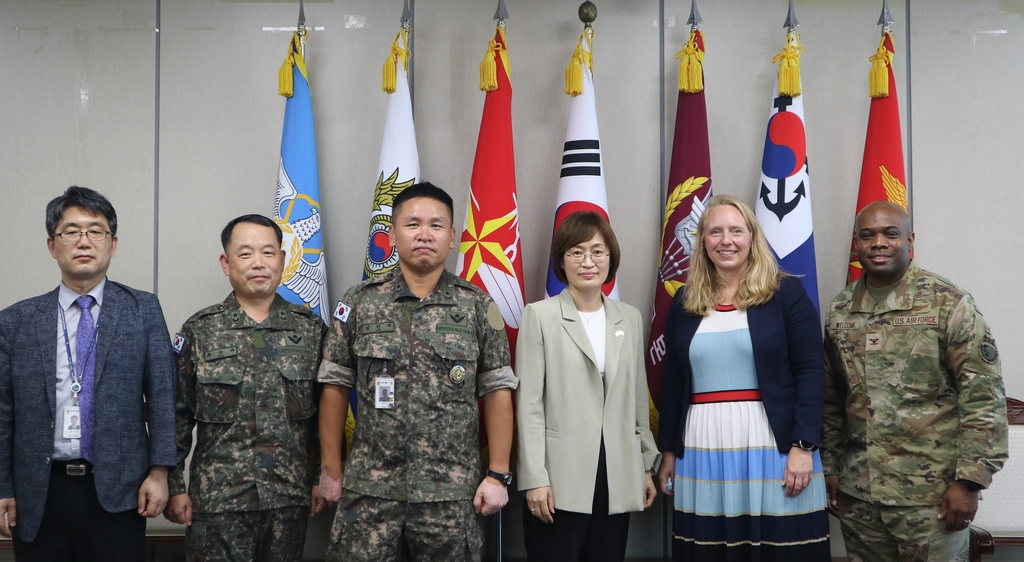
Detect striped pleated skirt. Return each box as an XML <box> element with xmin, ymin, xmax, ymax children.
<box><xmin>672</xmin><ymin>398</ymin><xmax>831</xmax><ymax>561</ymax></box>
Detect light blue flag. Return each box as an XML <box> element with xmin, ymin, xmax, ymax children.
<box><xmin>273</xmin><ymin>32</ymin><xmax>329</xmax><ymax>322</ymax></box>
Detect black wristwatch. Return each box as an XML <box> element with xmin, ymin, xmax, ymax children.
<box><xmin>792</xmin><ymin>440</ymin><xmax>819</xmax><ymax>452</ymax></box>
<box><xmin>486</xmin><ymin>470</ymin><xmax>513</xmax><ymax>487</ymax></box>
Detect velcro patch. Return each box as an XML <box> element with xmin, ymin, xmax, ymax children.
<box><xmin>334</xmin><ymin>300</ymin><xmax>352</xmax><ymax>323</ymax></box>
<box><xmin>171</xmin><ymin>333</ymin><xmax>186</xmax><ymax>356</ymax></box>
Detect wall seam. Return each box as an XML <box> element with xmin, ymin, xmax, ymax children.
<box><xmin>152</xmin><ymin>0</ymin><xmax>161</xmax><ymax>296</ymax></box>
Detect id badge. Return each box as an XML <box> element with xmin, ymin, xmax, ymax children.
<box><xmin>375</xmin><ymin>376</ymin><xmax>395</xmax><ymax>409</ymax></box>
<box><xmin>63</xmin><ymin>406</ymin><xmax>82</xmax><ymax>439</ymax></box>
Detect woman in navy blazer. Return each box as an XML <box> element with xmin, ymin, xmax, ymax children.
<box><xmin>655</xmin><ymin>195</ymin><xmax>830</xmax><ymax>561</ymax></box>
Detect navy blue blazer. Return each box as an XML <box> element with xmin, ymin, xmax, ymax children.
<box><xmin>657</xmin><ymin>276</ymin><xmax>825</xmax><ymax>457</ymax></box>
<box><xmin>0</xmin><ymin>281</ymin><xmax>176</xmax><ymax>541</ymax></box>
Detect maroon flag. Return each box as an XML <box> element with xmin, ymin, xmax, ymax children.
<box><xmin>646</xmin><ymin>29</ymin><xmax>713</xmax><ymax>440</ymax></box>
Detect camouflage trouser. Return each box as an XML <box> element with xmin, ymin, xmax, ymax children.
<box><xmin>186</xmin><ymin>506</ymin><xmax>308</xmax><ymax>562</ymax></box>
<box><xmin>326</xmin><ymin>491</ymin><xmax>484</xmax><ymax>562</ymax></box>
<box><xmin>837</xmin><ymin>492</ymin><xmax>969</xmax><ymax>562</ymax></box>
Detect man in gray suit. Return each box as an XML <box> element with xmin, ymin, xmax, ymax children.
<box><xmin>0</xmin><ymin>186</ymin><xmax>177</xmax><ymax>561</ymax></box>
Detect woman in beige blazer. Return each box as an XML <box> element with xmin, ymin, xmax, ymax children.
<box><xmin>516</xmin><ymin>211</ymin><xmax>660</xmax><ymax>562</ymax></box>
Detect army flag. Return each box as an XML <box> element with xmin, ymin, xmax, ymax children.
<box><xmin>274</xmin><ymin>31</ymin><xmax>329</xmax><ymax>322</ymax></box>
<box><xmin>646</xmin><ymin>29</ymin><xmax>713</xmax><ymax>440</ymax></box>
<box><xmin>755</xmin><ymin>31</ymin><xmax>820</xmax><ymax>312</ymax></box>
<box><xmin>456</xmin><ymin>26</ymin><xmax>525</xmax><ymax>360</ymax></box>
<box><xmin>363</xmin><ymin>27</ymin><xmax>420</xmax><ymax>280</ymax></box>
<box><xmin>849</xmin><ymin>30</ymin><xmax>908</xmax><ymax>282</ymax></box>
<box><xmin>545</xmin><ymin>31</ymin><xmax>619</xmax><ymax>300</ymax></box>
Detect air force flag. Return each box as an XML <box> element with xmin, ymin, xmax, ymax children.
<box><xmin>274</xmin><ymin>31</ymin><xmax>329</xmax><ymax>322</ymax></box>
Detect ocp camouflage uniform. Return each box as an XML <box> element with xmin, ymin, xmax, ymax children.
<box><xmin>822</xmin><ymin>262</ymin><xmax>1008</xmax><ymax>562</ymax></box>
<box><xmin>170</xmin><ymin>293</ymin><xmax>325</xmax><ymax>562</ymax></box>
<box><xmin>319</xmin><ymin>269</ymin><xmax>517</xmax><ymax>562</ymax></box>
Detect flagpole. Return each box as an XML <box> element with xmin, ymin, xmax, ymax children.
<box><xmin>296</xmin><ymin>0</ymin><xmax>306</xmax><ymax>58</ymax></box>
<box><xmin>401</xmin><ymin>0</ymin><xmax>413</xmax><ymax>102</ymax></box>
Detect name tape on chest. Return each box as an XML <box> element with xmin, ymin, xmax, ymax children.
<box><xmin>204</xmin><ymin>347</ymin><xmax>238</xmax><ymax>361</ymax></box>
<box><xmin>359</xmin><ymin>322</ymin><xmax>396</xmax><ymax>335</ymax></box>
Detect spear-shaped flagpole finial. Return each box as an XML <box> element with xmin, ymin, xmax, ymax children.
<box><xmin>494</xmin><ymin>0</ymin><xmax>509</xmax><ymax>22</ymax></box>
<box><xmin>877</xmin><ymin>0</ymin><xmax>895</xmax><ymax>31</ymax></box>
<box><xmin>401</xmin><ymin>0</ymin><xmax>412</xmax><ymax>28</ymax></box>
<box><xmin>687</xmin><ymin>0</ymin><xmax>703</xmax><ymax>28</ymax></box>
<box><xmin>783</xmin><ymin>0</ymin><xmax>799</xmax><ymax>31</ymax></box>
<box><xmin>579</xmin><ymin>1</ymin><xmax>597</xmax><ymax>29</ymax></box>
<box><xmin>297</xmin><ymin>0</ymin><xmax>306</xmax><ymax>30</ymax></box>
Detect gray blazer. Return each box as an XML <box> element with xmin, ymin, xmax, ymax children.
<box><xmin>0</xmin><ymin>281</ymin><xmax>176</xmax><ymax>541</ymax></box>
<box><xmin>516</xmin><ymin>290</ymin><xmax>660</xmax><ymax>515</ymax></box>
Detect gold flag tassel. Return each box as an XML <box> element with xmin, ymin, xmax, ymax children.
<box><xmin>675</xmin><ymin>30</ymin><xmax>704</xmax><ymax>93</ymax></box>
<box><xmin>564</xmin><ymin>33</ymin><xmax>593</xmax><ymax>96</ymax></box>
<box><xmin>479</xmin><ymin>27</ymin><xmax>510</xmax><ymax>92</ymax></box>
<box><xmin>869</xmin><ymin>32</ymin><xmax>893</xmax><ymax>98</ymax></box>
<box><xmin>772</xmin><ymin>31</ymin><xmax>803</xmax><ymax>97</ymax></box>
<box><xmin>382</xmin><ymin>28</ymin><xmax>411</xmax><ymax>94</ymax></box>
<box><xmin>278</xmin><ymin>31</ymin><xmax>305</xmax><ymax>98</ymax></box>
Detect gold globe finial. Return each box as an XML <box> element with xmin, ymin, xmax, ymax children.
<box><xmin>579</xmin><ymin>1</ymin><xmax>597</xmax><ymax>28</ymax></box>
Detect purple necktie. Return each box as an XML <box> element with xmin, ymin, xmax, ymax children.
<box><xmin>75</xmin><ymin>296</ymin><xmax>95</xmax><ymax>462</ymax></box>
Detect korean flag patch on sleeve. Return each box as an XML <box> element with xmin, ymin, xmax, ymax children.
<box><xmin>333</xmin><ymin>300</ymin><xmax>352</xmax><ymax>323</ymax></box>
<box><xmin>171</xmin><ymin>333</ymin><xmax>186</xmax><ymax>356</ymax></box>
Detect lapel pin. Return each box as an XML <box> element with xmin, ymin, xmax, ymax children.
<box><xmin>615</xmin><ymin>330</ymin><xmax>624</xmax><ymax>338</ymax></box>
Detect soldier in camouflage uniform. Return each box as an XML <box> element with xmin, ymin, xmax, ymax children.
<box><xmin>821</xmin><ymin>201</ymin><xmax>1008</xmax><ymax>562</ymax></box>
<box><xmin>164</xmin><ymin>215</ymin><xmax>327</xmax><ymax>562</ymax></box>
<box><xmin>317</xmin><ymin>183</ymin><xmax>518</xmax><ymax>562</ymax></box>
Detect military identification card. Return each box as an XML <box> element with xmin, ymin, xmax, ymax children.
<box><xmin>375</xmin><ymin>376</ymin><xmax>395</xmax><ymax>409</ymax></box>
<box><xmin>63</xmin><ymin>406</ymin><xmax>82</xmax><ymax>439</ymax></box>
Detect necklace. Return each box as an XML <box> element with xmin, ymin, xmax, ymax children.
<box><xmin>579</xmin><ymin>308</ymin><xmax>603</xmax><ymax>323</ymax></box>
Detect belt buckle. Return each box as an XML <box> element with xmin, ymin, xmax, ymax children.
<box><xmin>66</xmin><ymin>463</ymin><xmax>88</xmax><ymax>476</ymax></box>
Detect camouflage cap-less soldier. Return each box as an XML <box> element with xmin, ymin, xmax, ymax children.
<box><xmin>319</xmin><ymin>268</ymin><xmax>517</xmax><ymax>502</ymax></box>
<box><xmin>170</xmin><ymin>293</ymin><xmax>325</xmax><ymax>512</ymax></box>
<box><xmin>822</xmin><ymin>261</ymin><xmax>1008</xmax><ymax>506</ymax></box>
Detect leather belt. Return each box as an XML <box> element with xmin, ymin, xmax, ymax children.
<box><xmin>52</xmin><ymin>459</ymin><xmax>93</xmax><ymax>476</ymax></box>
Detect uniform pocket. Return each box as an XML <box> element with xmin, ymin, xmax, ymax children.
<box><xmin>185</xmin><ymin>521</ymin><xmax>207</xmax><ymax>550</ymax></box>
<box><xmin>195</xmin><ymin>359</ymin><xmax>243</xmax><ymax>423</ymax></box>
<box><xmin>432</xmin><ymin>339</ymin><xmax>480</xmax><ymax>394</ymax></box>
<box><xmin>279</xmin><ymin>356</ymin><xmax>317</xmax><ymax>420</ymax></box>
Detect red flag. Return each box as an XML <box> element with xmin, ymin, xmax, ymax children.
<box><xmin>646</xmin><ymin>30</ymin><xmax>713</xmax><ymax>441</ymax></box>
<box><xmin>849</xmin><ymin>31</ymin><xmax>908</xmax><ymax>282</ymax></box>
<box><xmin>456</xmin><ymin>27</ymin><xmax>525</xmax><ymax>451</ymax></box>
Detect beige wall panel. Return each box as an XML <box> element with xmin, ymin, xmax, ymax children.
<box><xmin>909</xmin><ymin>0</ymin><xmax>1024</xmax><ymax>399</ymax></box>
<box><xmin>0</xmin><ymin>2</ymin><xmax>156</xmax><ymax>308</ymax></box>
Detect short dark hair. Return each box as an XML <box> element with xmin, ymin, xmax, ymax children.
<box><xmin>549</xmin><ymin>211</ymin><xmax>620</xmax><ymax>284</ymax></box>
<box><xmin>391</xmin><ymin>182</ymin><xmax>454</xmax><ymax>223</ymax></box>
<box><xmin>221</xmin><ymin>214</ymin><xmax>283</xmax><ymax>250</ymax></box>
<box><xmin>45</xmin><ymin>186</ymin><xmax>118</xmax><ymax>237</ymax></box>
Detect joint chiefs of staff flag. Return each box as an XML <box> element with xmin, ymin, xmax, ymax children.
<box><xmin>0</xmin><ymin>4</ymin><xmax>1009</xmax><ymax>562</ymax></box>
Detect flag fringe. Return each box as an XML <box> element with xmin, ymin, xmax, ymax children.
<box><xmin>479</xmin><ymin>27</ymin><xmax>510</xmax><ymax>92</ymax></box>
<box><xmin>278</xmin><ymin>31</ymin><xmax>304</xmax><ymax>98</ymax></box>
<box><xmin>772</xmin><ymin>31</ymin><xmax>803</xmax><ymax>97</ymax></box>
<box><xmin>676</xmin><ymin>30</ymin><xmax>704</xmax><ymax>93</ymax></box>
<box><xmin>564</xmin><ymin>33</ymin><xmax>593</xmax><ymax>97</ymax></box>
<box><xmin>383</xmin><ymin>28</ymin><xmax>411</xmax><ymax>94</ymax></box>
<box><xmin>869</xmin><ymin>32</ymin><xmax>893</xmax><ymax>98</ymax></box>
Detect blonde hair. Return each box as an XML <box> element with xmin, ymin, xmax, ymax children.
<box><xmin>683</xmin><ymin>194</ymin><xmax>783</xmax><ymax>315</ymax></box>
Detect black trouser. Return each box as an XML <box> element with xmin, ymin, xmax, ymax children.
<box><xmin>523</xmin><ymin>442</ymin><xmax>631</xmax><ymax>562</ymax></box>
<box><xmin>13</xmin><ymin>460</ymin><xmax>146</xmax><ymax>562</ymax></box>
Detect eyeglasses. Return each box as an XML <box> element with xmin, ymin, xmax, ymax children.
<box><xmin>565</xmin><ymin>249</ymin><xmax>608</xmax><ymax>264</ymax></box>
<box><xmin>54</xmin><ymin>229</ymin><xmax>112</xmax><ymax>243</ymax></box>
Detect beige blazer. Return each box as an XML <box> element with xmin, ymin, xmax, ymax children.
<box><xmin>515</xmin><ymin>290</ymin><xmax>660</xmax><ymax>515</ymax></box>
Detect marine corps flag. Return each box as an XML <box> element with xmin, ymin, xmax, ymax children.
<box><xmin>546</xmin><ymin>30</ymin><xmax>618</xmax><ymax>300</ymax></box>
<box><xmin>456</xmin><ymin>25</ymin><xmax>525</xmax><ymax>361</ymax></box>
<box><xmin>755</xmin><ymin>30</ymin><xmax>820</xmax><ymax>312</ymax></box>
<box><xmin>849</xmin><ymin>29</ymin><xmax>908</xmax><ymax>283</ymax></box>
<box><xmin>363</xmin><ymin>26</ymin><xmax>420</xmax><ymax>280</ymax></box>
<box><xmin>274</xmin><ymin>30</ymin><xmax>329</xmax><ymax>322</ymax></box>
<box><xmin>646</xmin><ymin>28</ymin><xmax>713</xmax><ymax>440</ymax></box>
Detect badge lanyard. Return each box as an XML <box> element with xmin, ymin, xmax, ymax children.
<box><xmin>59</xmin><ymin>305</ymin><xmax>99</xmax><ymax>407</ymax></box>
